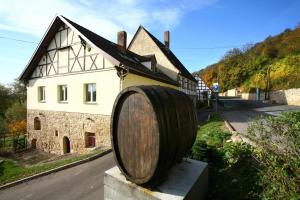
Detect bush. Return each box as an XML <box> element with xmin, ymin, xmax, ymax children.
<box><xmin>190</xmin><ymin>114</ymin><xmax>261</xmax><ymax>199</ymax></box>
<box><xmin>248</xmin><ymin>111</ymin><xmax>300</xmax><ymax>199</ymax></box>
<box><xmin>8</xmin><ymin>120</ymin><xmax>27</xmax><ymax>137</ymax></box>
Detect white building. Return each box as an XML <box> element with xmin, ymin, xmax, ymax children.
<box><xmin>19</xmin><ymin>15</ymin><xmax>197</xmax><ymax>155</ymax></box>
<box><xmin>194</xmin><ymin>75</ymin><xmax>211</xmax><ymax>100</ymax></box>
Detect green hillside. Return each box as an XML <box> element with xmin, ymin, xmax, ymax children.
<box><xmin>195</xmin><ymin>26</ymin><xmax>300</xmax><ymax>93</ymax></box>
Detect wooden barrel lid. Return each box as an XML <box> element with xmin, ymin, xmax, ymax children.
<box><xmin>112</xmin><ymin>89</ymin><xmax>160</xmax><ymax>184</ymax></box>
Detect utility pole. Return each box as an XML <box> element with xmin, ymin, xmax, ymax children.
<box><xmin>214</xmin><ymin>65</ymin><xmax>220</xmax><ymax>113</ymax></box>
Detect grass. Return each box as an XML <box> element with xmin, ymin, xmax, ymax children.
<box><xmin>0</xmin><ymin>148</ymin><xmax>106</xmax><ymax>185</ymax></box>
<box><xmin>190</xmin><ymin>113</ymin><xmax>262</xmax><ymax>200</ymax></box>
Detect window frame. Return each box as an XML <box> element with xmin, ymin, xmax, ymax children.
<box><xmin>84</xmin><ymin>83</ymin><xmax>97</xmax><ymax>103</ymax></box>
<box><xmin>58</xmin><ymin>85</ymin><xmax>68</xmax><ymax>102</ymax></box>
<box><xmin>38</xmin><ymin>86</ymin><xmax>46</xmax><ymax>102</ymax></box>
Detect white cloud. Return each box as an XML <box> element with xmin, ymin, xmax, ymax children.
<box><xmin>0</xmin><ymin>0</ymin><xmax>217</xmax><ymax>41</ymax></box>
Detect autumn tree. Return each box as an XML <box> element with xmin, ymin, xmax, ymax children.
<box><xmin>8</xmin><ymin>119</ymin><xmax>26</xmax><ymax>137</ymax></box>
<box><xmin>197</xmin><ymin>23</ymin><xmax>300</xmax><ymax>92</ymax></box>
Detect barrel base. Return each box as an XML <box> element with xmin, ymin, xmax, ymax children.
<box><xmin>104</xmin><ymin>158</ymin><xmax>208</xmax><ymax>200</ymax></box>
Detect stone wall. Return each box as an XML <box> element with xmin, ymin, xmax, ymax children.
<box><xmin>241</xmin><ymin>88</ymin><xmax>300</xmax><ymax>106</ymax></box>
<box><xmin>27</xmin><ymin>109</ymin><xmax>111</xmax><ymax>155</ymax></box>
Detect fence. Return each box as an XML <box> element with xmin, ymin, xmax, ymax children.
<box><xmin>0</xmin><ymin>133</ymin><xmax>28</xmax><ymax>154</ymax></box>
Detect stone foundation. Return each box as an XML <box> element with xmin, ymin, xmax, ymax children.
<box><xmin>27</xmin><ymin>109</ymin><xmax>111</xmax><ymax>155</ymax></box>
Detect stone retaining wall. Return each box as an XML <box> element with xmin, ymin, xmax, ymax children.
<box><xmin>27</xmin><ymin>109</ymin><xmax>111</xmax><ymax>155</ymax></box>
<box><xmin>241</xmin><ymin>88</ymin><xmax>300</xmax><ymax>106</ymax></box>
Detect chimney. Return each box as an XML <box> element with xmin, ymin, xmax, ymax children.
<box><xmin>164</xmin><ymin>31</ymin><xmax>170</xmax><ymax>49</ymax></box>
<box><xmin>117</xmin><ymin>31</ymin><xmax>127</xmax><ymax>50</ymax></box>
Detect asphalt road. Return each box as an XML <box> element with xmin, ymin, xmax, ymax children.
<box><xmin>0</xmin><ymin>152</ymin><xmax>115</xmax><ymax>200</ymax></box>
<box><xmin>218</xmin><ymin>98</ymin><xmax>300</xmax><ymax>135</ymax></box>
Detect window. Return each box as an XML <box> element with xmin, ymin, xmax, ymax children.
<box><xmin>85</xmin><ymin>132</ymin><xmax>96</xmax><ymax>148</ymax></box>
<box><xmin>58</xmin><ymin>85</ymin><xmax>68</xmax><ymax>102</ymax></box>
<box><xmin>183</xmin><ymin>78</ymin><xmax>188</xmax><ymax>89</ymax></box>
<box><xmin>178</xmin><ymin>76</ymin><xmax>183</xmax><ymax>87</ymax></box>
<box><xmin>34</xmin><ymin>117</ymin><xmax>41</xmax><ymax>130</ymax></box>
<box><xmin>38</xmin><ymin>86</ymin><xmax>45</xmax><ymax>102</ymax></box>
<box><xmin>85</xmin><ymin>83</ymin><xmax>96</xmax><ymax>102</ymax></box>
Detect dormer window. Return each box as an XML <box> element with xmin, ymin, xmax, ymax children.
<box><xmin>140</xmin><ymin>55</ymin><xmax>157</xmax><ymax>72</ymax></box>
<box><xmin>151</xmin><ymin>63</ymin><xmax>158</xmax><ymax>72</ymax></box>
<box><xmin>141</xmin><ymin>61</ymin><xmax>152</xmax><ymax>70</ymax></box>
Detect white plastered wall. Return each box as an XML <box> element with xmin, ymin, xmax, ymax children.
<box><xmin>27</xmin><ymin>69</ymin><xmax>120</xmax><ymax>115</ymax></box>
<box><xmin>128</xmin><ymin>29</ymin><xmax>180</xmax><ymax>81</ymax></box>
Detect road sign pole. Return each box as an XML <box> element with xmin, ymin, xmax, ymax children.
<box><xmin>213</xmin><ymin>83</ymin><xmax>219</xmax><ymax>113</ymax></box>
<box><xmin>215</xmin><ymin>92</ymin><xmax>218</xmax><ymax>113</ymax></box>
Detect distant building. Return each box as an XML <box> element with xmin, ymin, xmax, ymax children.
<box><xmin>194</xmin><ymin>75</ymin><xmax>211</xmax><ymax>100</ymax></box>
<box><xmin>220</xmin><ymin>88</ymin><xmax>241</xmax><ymax>97</ymax></box>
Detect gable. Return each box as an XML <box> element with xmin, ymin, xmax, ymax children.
<box><xmin>128</xmin><ymin>28</ymin><xmax>179</xmax><ymax>81</ymax></box>
<box><xmin>128</xmin><ymin>27</ymin><xmax>196</xmax><ymax>83</ymax></box>
<box><xmin>30</xmin><ymin>23</ymin><xmax>114</xmax><ymax>79</ymax></box>
<box><xmin>19</xmin><ymin>16</ymin><xmax>119</xmax><ymax>82</ymax></box>
<box><xmin>19</xmin><ymin>16</ymin><xmax>178</xmax><ymax>87</ymax></box>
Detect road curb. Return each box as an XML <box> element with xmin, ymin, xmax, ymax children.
<box><xmin>0</xmin><ymin>149</ymin><xmax>112</xmax><ymax>190</ymax></box>
<box><xmin>220</xmin><ymin>114</ymin><xmax>257</xmax><ymax>146</ymax></box>
<box><xmin>219</xmin><ymin>113</ymin><xmax>237</xmax><ymax>133</ymax></box>
<box><xmin>223</xmin><ymin>118</ymin><xmax>237</xmax><ymax>133</ymax></box>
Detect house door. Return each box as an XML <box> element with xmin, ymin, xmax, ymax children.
<box><xmin>63</xmin><ymin>136</ymin><xmax>70</xmax><ymax>154</ymax></box>
<box><xmin>31</xmin><ymin>139</ymin><xmax>37</xmax><ymax>149</ymax></box>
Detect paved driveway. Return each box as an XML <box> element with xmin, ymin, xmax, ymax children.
<box><xmin>0</xmin><ymin>152</ymin><xmax>115</xmax><ymax>200</ymax></box>
<box><xmin>218</xmin><ymin>98</ymin><xmax>300</xmax><ymax>135</ymax></box>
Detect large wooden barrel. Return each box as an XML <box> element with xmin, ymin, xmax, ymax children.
<box><xmin>111</xmin><ymin>85</ymin><xmax>198</xmax><ymax>186</ymax></box>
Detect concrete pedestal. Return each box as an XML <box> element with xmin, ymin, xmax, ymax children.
<box><xmin>104</xmin><ymin>158</ymin><xmax>208</xmax><ymax>200</ymax></box>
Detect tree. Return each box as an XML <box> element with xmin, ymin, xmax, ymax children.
<box><xmin>10</xmin><ymin>80</ymin><xmax>26</xmax><ymax>104</ymax></box>
<box><xmin>197</xmin><ymin>22</ymin><xmax>300</xmax><ymax>92</ymax></box>
<box><xmin>8</xmin><ymin>119</ymin><xmax>26</xmax><ymax>137</ymax></box>
<box><xmin>0</xmin><ymin>116</ymin><xmax>7</xmax><ymax>135</ymax></box>
<box><xmin>5</xmin><ymin>102</ymin><xmax>26</xmax><ymax>123</ymax></box>
<box><xmin>0</xmin><ymin>84</ymin><xmax>13</xmax><ymax>118</ymax></box>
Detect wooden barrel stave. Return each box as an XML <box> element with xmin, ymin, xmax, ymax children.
<box><xmin>111</xmin><ymin>85</ymin><xmax>197</xmax><ymax>187</ymax></box>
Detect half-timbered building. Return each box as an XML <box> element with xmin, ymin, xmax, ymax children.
<box><xmin>194</xmin><ymin>75</ymin><xmax>211</xmax><ymax>100</ymax></box>
<box><xmin>19</xmin><ymin>15</ymin><xmax>197</xmax><ymax>155</ymax></box>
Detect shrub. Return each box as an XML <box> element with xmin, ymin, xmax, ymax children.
<box><xmin>190</xmin><ymin>113</ymin><xmax>261</xmax><ymax>199</ymax></box>
<box><xmin>8</xmin><ymin>119</ymin><xmax>27</xmax><ymax>137</ymax></box>
<box><xmin>248</xmin><ymin>111</ymin><xmax>300</xmax><ymax>199</ymax></box>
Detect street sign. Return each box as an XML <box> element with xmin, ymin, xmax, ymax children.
<box><xmin>213</xmin><ymin>83</ymin><xmax>219</xmax><ymax>92</ymax></box>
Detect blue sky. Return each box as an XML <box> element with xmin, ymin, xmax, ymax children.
<box><xmin>0</xmin><ymin>0</ymin><xmax>300</xmax><ymax>84</ymax></box>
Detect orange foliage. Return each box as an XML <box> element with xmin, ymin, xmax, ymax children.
<box><xmin>8</xmin><ymin>119</ymin><xmax>27</xmax><ymax>136</ymax></box>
